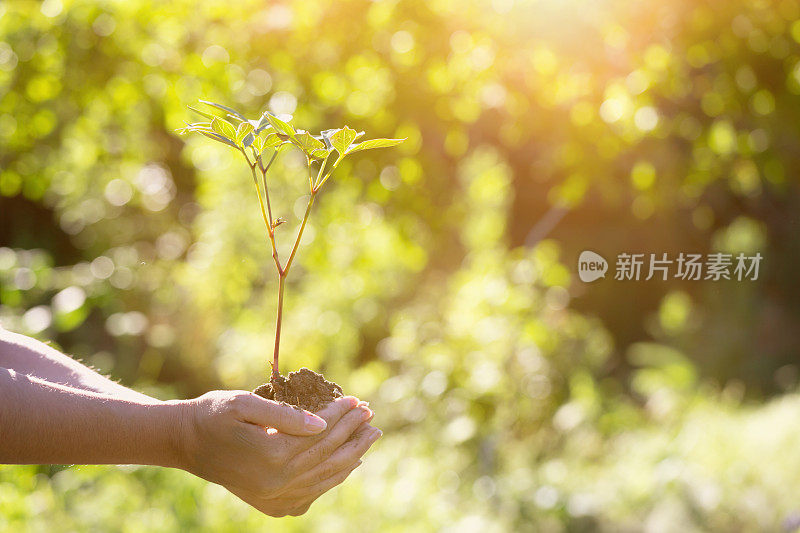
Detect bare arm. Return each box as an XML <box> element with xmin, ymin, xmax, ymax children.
<box><xmin>0</xmin><ymin>367</ymin><xmax>379</xmax><ymax>516</ymax></box>
<box><xmin>0</xmin><ymin>367</ymin><xmax>185</xmax><ymax>466</ymax></box>
<box><xmin>0</xmin><ymin>328</ymin><xmax>153</xmax><ymax>402</ymax></box>
<box><xmin>0</xmin><ymin>328</ymin><xmax>381</xmax><ymax>517</ymax></box>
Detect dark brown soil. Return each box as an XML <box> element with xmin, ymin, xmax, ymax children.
<box><xmin>253</xmin><ymin>367</ymin><xmax>343</xmax><ymax>412</ymax></box>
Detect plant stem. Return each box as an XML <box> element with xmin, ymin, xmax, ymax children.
<box><xmin>312</xmin><ymin>154</ymin><xmax>329</xmax><ymax>190</ymax></box>
<box><xmin>244</xmin><ymin>149</ymin><xmax>285</xmax><ymax>379</ymax></box>
<box><xmin>272</xmin><ymin>273</ymin><xmax>285</xmax><ymax>380</ymax></box>
<box><xmin>259</xmin><ymin>162</ymin><xmax>283</xmax><ymax>275</ymax></box>
<box><xmin>261</xmin><ymin>151</ymin><xmax>278</xmax><ymax>227</ymax></box>
<box><xmin>257</xmin><ymin>152</ymin><xmax>323</xmax><ymax>380</ymax></box>
<box><xmin>246</xmin><ymin>154</ymin><xmax>283</xmax><ymax>274</ymax></box>
<box><xmin>271</xmin><ymin>169</ymin><xmax>319</xmax><ymax>377</ymax></box>
<box><xmin>314</xmin><ymin>157</ymin><xmax>340</xmax><ymax>190</ymax></box>
<box><xmin>283</xmin><ymin>191</ymin><xmax>316</xmax><ymax>274</ymax></box>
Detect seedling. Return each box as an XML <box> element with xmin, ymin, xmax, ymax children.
<box><xmin>178</xmin><ymin>100</ymin><xmax>404</xmax><ymax>383</ymax></box>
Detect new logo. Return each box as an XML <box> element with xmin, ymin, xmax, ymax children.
<box><xmin>578</xmin><ymin>250</ymin><xmax>608</xmax><ymax>282</ymax></box>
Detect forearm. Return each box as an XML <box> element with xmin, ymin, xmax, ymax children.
<box><xmin>0</xmin><ymin>367</ymin><xmax>187</xmax><ymax>467</ymax></box>
<box><xmin>0</xmin><ymin>328</ymin><xmax>155</xmax><ymax>402</ymax></box>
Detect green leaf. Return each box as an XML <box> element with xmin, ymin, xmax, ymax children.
<box><xmin>255</xmin><ymin>112</ymin><xmax>273</xmax><ymax>133</ymax></box>
<box><xmin>236</xmin><ymin>122</ymin><xmax>254</xmax><ymax>144</ymax></box>
<box><xmin>293</xmin><ymin>131</ymin><xmax>327</xmax><ymax>158</ymax></box>
<box><xmin>199</xmin><ymin>100</ymin><xmax>245</xmax><ymax>120</ymax></box>
<box><xmin>212</xmin><ymin>117</ymin><xmax>237</xmax><ymax>140</ymax></box>
<box><xmin>319</xmin><ymin>128</ymin><xmax>338</xmax><ymax>150</ymax></box>
<box><xmin>330</xmin><ymin>126</ymin><xmax>362</xmax><ymax>155</ymax></box>
<box><xmin>251</xmin><ymin>135</ymin><xmax>265</xmax><ymax>152</ymax></box>
<box><xmin>177</xmin><ymin>121</ymin><xmax>205</xmax><ymax>135</ymax></box>
<box><xmin>265</xmin><ymin>113</ymin><xmax>296</xmax><ymax>139</ymax></box>
<box><xmin>262</xmin><ymin>133</ymin><xmax>282</xmax><ymax>149</ymax></box>
<box><xmin>187</xmin><ymin>105</ymin><xmax>216</xmax><ymax>121</ymax></box>
<box><xmin>346</xmin><ymin>137</ymin><xmax>406</xmax><ymax>154</ymax></box>
<box><xmin>197</xmin><ymin>129</ymin><xmax>238</xmax><ymax>148</ymax></box>
<box><xmin>182</xmin><ymin>122</ymin><xmax>239</xmax><ymax>148</ymax></box>
<box><xmin>184</xmin><ymin>120</ymin><xmax>211</xmax><ymax>129</ymax></box>
<box><xmin>277</xmin><ymin>141</ymin><xmax>294</xmax><ymax>152</ymax></box>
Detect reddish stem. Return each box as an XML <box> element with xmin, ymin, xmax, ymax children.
<box><xmin>272</xmin><ymin>273</ymin><xmax>285</xmax><ymax>380</ymax></box>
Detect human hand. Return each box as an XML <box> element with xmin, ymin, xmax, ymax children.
<box><xmin>177</xmin><ymin>391</ymin><xmax>381</xmax><ymax>517</ymax></box>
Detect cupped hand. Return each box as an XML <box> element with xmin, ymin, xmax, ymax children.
<box><xmin>178</xmin><ymin>391</ymin><xmax>381</xmax><ymax>517</ymax></box>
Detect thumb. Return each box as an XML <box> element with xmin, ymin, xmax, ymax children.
<box><xmin>236</xmin><ymin>393</ymin><xmax>327</xmax><ymax>436</ymax></box>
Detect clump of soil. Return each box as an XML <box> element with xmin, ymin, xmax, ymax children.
<box><xmin>254</xmin><ymin>367</ymin><xmax>343</xmax><ymax>412</ymax></box>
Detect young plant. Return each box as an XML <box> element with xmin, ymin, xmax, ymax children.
<box><xmin>178</xmin><ymin>100</ymin><xmax>404</xmax><ymax>381</ymax></box>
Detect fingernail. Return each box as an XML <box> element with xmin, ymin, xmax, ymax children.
<box><xmin>357</xmin><ymin>400</ymin><xmax>370</xmax><ymax>408</ymax></box>
<box><xmin>340</xmin><ymin>396</ymin><xmax>359</xmax><ymax>408</ymax></box>
<box><xmin>360</xmin><ymin>407</ymin><xmax>373</xmax><ymax>421</ymax></box>
<box><xmin>304</xmin><ymin>413</ymin><xmax>327</xmax><ymax>431</ymax></box>
<box><xmin>368</xmin><ymin>428</ymin><xmax>382</xmax><ymax>442</ymax></box>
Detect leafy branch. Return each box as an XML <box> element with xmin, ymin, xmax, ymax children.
<box><xmin>178</xmin><ymin>100</ymin><xmax>404</xmax><ymax>380</ymax></box>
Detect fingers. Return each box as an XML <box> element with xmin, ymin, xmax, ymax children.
<box><xmin>285</xmin><ymin>423</ymin><xmax>380</xmax><ymax>488</ymax></box>
<box><xmin>288</xmin><ymin>406</ymin><xmax>376</xmax><ymax>472</ymax></box>
<box><xmin>314</xmin><ymin>396</ymin><xmax>361</xmax><ymax>428</ymax></box>
<box><xmin>277</xmin><ymin>396</ymin><xmax>360</xmax><ymax>451</ymax></box>
<box><xmin>231</xmin><ymin>392</ymin><xmax>327</xmax><ymax>436</ymax></box>
<box><xmin>279</xmin><ymin>460</ymin><xmax>363</xmax><ymax>500</ymax></box>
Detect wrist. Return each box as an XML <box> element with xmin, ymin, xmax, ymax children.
<box><xmin>156</xmin><ymin>400</ymin><xmax>197</xmax><ymax>472</ymax></box>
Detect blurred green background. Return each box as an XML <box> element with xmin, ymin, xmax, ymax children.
<box><xmin>2</xmin><ymin>0</ymin><xmax>800</xmax><ymax>530</ymax></box>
